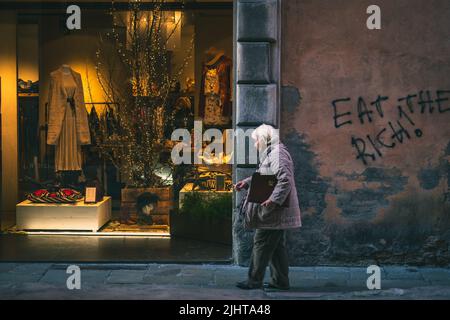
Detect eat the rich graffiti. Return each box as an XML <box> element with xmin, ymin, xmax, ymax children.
<box><xmin>331</xmin><ymin>90</ymin><xmax>450</xmax><ymax>165</ymax></box>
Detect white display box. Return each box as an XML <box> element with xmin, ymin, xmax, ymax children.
<box><xmin>16</xmin><ymin>196</ymin><xmax>112</xmax><ymax>232</ymax></box>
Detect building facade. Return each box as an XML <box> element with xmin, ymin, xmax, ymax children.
<box><xmin>1</xmin><ymin>0</ymin><xmax>449</xmax><ymax>266</ymax></box>
<box><xmin>233</xmin><ymin>0</ymin><xmax>450</xmax><ymax>266</ymax></box>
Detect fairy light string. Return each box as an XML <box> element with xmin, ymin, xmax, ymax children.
<box><xmin>92</xmin><ymin>0</ymin><xmax>193</xmax><ymax>187</ymax></box>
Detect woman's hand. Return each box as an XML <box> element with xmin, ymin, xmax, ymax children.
<box><xmin>261</xmin><ymin>199</ymin><xmax>274</xmax><ymax>207</ymax></box>
<box><xmin>234</xmin><ymin>180</ymin><xmax>248</xmax><ymax>191</ymax></box>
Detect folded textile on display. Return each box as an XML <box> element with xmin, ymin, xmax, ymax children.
<box><xmin>27</xmin><ymin>188</ymin><xmax>83</xmax><ymax>204</ymax></box>
<box><xmin>17</xmin><ymin>79</ymin><xmax>39</xmax><ymax>93</ymax></box>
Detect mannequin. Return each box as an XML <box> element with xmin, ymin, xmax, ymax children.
<box><xmin>199</xmin><ymin>47</ymin><xmax>232</xmax><ymax>126</ymax></box>
<box><xmin>47</xmin><ymin>64</ymin><xmax>91</xmax><ymax>185</ymax></box>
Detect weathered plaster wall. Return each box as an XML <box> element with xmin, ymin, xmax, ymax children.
<box><xmin>281</xmin><ymin>0</ymin><xmax>450</xmax><ymax>266</ymax></box>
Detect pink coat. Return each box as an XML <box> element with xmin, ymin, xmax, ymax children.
<box><xmin>242</xmin><ymin>143</ymin><xmax>302</xmax><ymax>230</ymax></box>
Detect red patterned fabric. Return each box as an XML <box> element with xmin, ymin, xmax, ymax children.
<box><xmin>27</xmin><ymin>188</ymin><xmax>83</xmax><ymax>204</ymax></box>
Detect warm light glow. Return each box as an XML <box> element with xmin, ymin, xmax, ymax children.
<box><xmin>24</xmin><ymin>231</ymin><xmax>171</xmax><ymax>237</ymax></box>
<box><xmin>198</xmin><ymin>151</ymin><xmax>234</xmax><ymax>165</ymax></box>
<box><xmin>165</xmin><ymin>11</ymin><xmax>182</xmax><ymax>50</ymax></box>
<box><xmin>95</xmin><ymin>2</ymin><xmax>194</xmax><ymax>188</ymax></box>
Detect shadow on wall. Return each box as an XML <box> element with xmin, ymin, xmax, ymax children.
<box><xmin>335</xmin><ymin>167</ymin><xmax>409</xmax><ymax>221</ymax></box>
<box><xmin>283</xmin><ymin>129</ymin><xmax>330</xmax><ymax>217</ymax></box>
<box><xmin>283</xmin><ymin>129</ymin><xmax>331</xmax><ymax>265</ymax></box>
<box><xmin>283</xmin><ymin>129</ymin><xmax>450</xmax><ymax>267</ymax></box>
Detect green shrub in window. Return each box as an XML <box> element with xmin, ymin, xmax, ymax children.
<box><xmin>179</xmin><ymin>192</ymin><xmax>232</xmax><ymax>220</ymax></box>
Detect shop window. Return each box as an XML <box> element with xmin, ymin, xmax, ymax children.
<box><xmin>6</xmin><ymin>1</ymin><xmax>233</xmax><ymax>244</ymax></box>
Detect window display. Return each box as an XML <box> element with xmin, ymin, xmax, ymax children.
<box><xmin>0</xmin><ymin>2</ymin><xmax>233</xmax><ymax>240</ymax></box>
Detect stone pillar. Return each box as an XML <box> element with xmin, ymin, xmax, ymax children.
<box><xmin>233</xmin><ymin>0</ymin><xmax>281</xmax><ymax>265</ymax></box>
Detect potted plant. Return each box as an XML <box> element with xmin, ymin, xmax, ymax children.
<box><xmin>172</xmin><ymin>192</ymin><xmax>232</xmax><ymax>244</ymax></box>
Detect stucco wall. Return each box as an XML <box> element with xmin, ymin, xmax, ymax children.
<box><xmin>280</xmin><ymin>0</ymin><xmax>450</xmax><ymax>266</ymax></box>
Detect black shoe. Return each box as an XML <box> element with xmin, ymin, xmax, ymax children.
<box><xmin>263</xmin><ymin>282</ymin><xmax>290</xmax><ymax>291</ymax></box>
<box><xmin>236</xmin><ymin>281</ymin><xmax>263</xmax><ymax>290</ymax></box>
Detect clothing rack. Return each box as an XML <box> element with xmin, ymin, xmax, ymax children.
<box><xmin>41</xmin><ymin>101</ymin><xmax>119</xmax><ymax>130</ymax></box>
<box><xmin>87</xmin><ymin>102</ymin><xmax>120</xmax><ymax>117</ymax></box>
<box><xmin>85</xmin><ymin>102</ymin><xmax>121</xmax><ymax>196</ymax></box>
<box><xmin>40</xmin><ymin>101</ymin><xmax>119</xmax><ymax>181</ymax></box>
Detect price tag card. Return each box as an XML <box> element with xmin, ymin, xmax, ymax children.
<box><xmin>85</xmin><ymin>187</ymin><xmax>97</xmax><ymax>203</ymax></box>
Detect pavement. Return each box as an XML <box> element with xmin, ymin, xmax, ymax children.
<box><xmin>1</xmin><ymin>263</ymin><xmax>450</xmax><ymax>299</ymax></box>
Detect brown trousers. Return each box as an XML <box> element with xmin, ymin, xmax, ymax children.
<box><xmin>248</xmin><ymin>229</ymin><xmax>290</xmax><ymax>288</ymax></box>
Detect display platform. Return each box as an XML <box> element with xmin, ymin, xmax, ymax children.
<box><xmin>16</xmin><ymin>196</ymin><xmax>112</xmax><ymax>232</ymax></box>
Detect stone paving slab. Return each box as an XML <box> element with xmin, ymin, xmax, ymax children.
<box><xmin>40</xmin><ymin>269</ymin><xmax>110</xmax><ymax>286</ymax></box>
<box><xmin>315</xmin><ymin>267</ymin><xmax>350</xmax><ymax>280</ymax></box>
<box><xmin>3</xmin><ymin>282</ymin><xmax>450</xmax><ymax>300</ymax></box>
<box><xmin>349</xmin><ymin>267</ymin><xmax>387</xmax><ymax>280</ymax></box>
<box><xmin>51</xmin><ymin>263</ymin><xmax>149</xmax><ymax>271</ymax></box>
<box><xmin>1</xmin><ymin>263</ymin><xmax>450</xmax><ymax>300</ymax></box>
<box><xmin>0</xmin><ymin>263</ymin><xmax>17</xmax><ymax>273</ymax></box>
<box><xmin>11</xmin><ymin>263</ymin><xmax>52</xmax><ymax>275</ymax></box>
<box><xmin>380</xmin><ymin>279</ymin><xmax>430</xmax><ymax>289</ymax></box>
<box><xmin>383</xmin><ymin>266</ymin><xmax>424</xmax><ymax>280</ymax></box>
<box><xmin>419</xmin><ymin>268</ymin><xmax>450</xmax><ymax>281</ymax></box>
<box><xmin>107</xmin><ymin>270</ymin><xmax>147</xmax><ymax>284</ymax></box>
<box><xmin>214</xmin><ymin>267</ymin><xmax>251</xmax><ymax>288</ymax></box>
<box><xmin>144</xmin><ymin>267</ymin><xmax>215</xmax><ymax>286</ymax></box>
<box><xmin>0</xmin><ymin>272</ymin><xmax>44</xmax><ymax>284</ymax></box>
<box><xmin>290</xmin><ymin>267</ymin><xmax>316</xmax><ymax>280</ymax></box>
<box><xmin>294</xmin><ymin>279</ymin><xmax>349</xmax><ymax>289</ymax></box>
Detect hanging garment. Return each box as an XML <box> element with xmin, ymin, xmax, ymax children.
<box><xmin>47</xmin><ymin>66</ymin><xmax>91</xmax><ymax>171</ymax></box>
<box><xmin>199</xmin><ymin>54</ymin><xmax>232</xmax><ymax>125</ymax></box>
<box><xmin>85</xmin><ymin>106</ymin><xmax>102</xmax><ymax>177</ymax></box>
<box><xmin>18</xmin><ymin>97</ymin><xmax>39</xmax><ymax>178</ymax></box>
<box><xmin>105</xmin><ymin>104</ymin><xmax>119</xmax><ymax>137</ymax></box>
<box><xmin>88</xmin><ymin>106</ymin><xmax>100</xmax><ymax>144</ymax></box>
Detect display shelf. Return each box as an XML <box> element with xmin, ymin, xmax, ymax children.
<box><xmin>18</xmin><ymin>93</ymin><xmax>39</xmax><ymax>97</ymax></box>
<box><xmin>16</xmin><ymin>196</ymin><xmax>112</xmax><ymax>232</ymax></box>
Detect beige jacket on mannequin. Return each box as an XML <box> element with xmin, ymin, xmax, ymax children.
<box><xmin>46</xmin><ymin>67</ymin><xmax>91</xmax><ymax>146</ymax></box>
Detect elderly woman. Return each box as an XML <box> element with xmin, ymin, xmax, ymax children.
<box><xmin>235</xmin><ymin>124</ymin><xmax>301</xmax><ymax>290</ymax></box>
